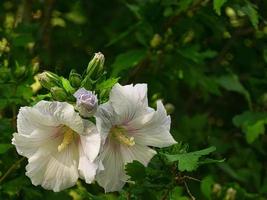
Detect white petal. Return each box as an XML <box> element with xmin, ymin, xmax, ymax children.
<box><xmin>80</xmin><ymin>120</ymin><xmax>101</xmax><ymax>162</ymax></box>
<box><xmin>12</xmin><ymin>128</ymin><xmax>55</xmax><ymax>158</ymax></box>
<box><xmin>78</xmin><ymin>142</ymin><xmax>98</xmax><ymax>184</ymax></box>
<box><xmin>25</xmin><ymin>140</ymin><xmax>79</xmax><ymax>192</ymax></box>
<box><xmin>128</xmin><ymin>101</ymin><xmax>177</xmax><ymax>148</ymax></box>
<box><xmin>95</xmin><ymin>102</ymin><xmax>115</xmax><ymax>141</ymax></box>
<box><xmin>121</xmin><ymin>144</ymin><xmax>156</xmax><ymax>167</ymax></box>
<box><xmin>51</xmin><ymin>101</ymin><xmax>84</xmax><ymax>135</ymax></box>
<box><xmin>109</xmin><ymin>83</ymin><xmax>148</xmax><ymax>122</ymax></box>
<box><xmin>17</xmin><ymin>105</ymin><xmax>58</xmax><ymax>136</ymax></box>
<box><xmin>96</xmin><ymin>140</ymin><xmax>128</xmax><ymax>192</ymax></box>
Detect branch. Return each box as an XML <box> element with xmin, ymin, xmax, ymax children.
<box><xmin>0</xmin><ymin>157</ymin><xmax>26</xmax><ymax>184</ymax></box>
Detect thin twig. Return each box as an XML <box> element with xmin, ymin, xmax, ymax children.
<box><xmin>183</xmin><ymin>175</ymin><xmax>201</xmax><ymax>182</ymax></box>
<box><xmin>184</xmin><ymin>181</ymin><xmax>196</xmax><ymax>200</ymax></box>
<box><xmin>0</xmin><ymin>157</ymin><xmax>26</xmax><ymax>184</ymax></box>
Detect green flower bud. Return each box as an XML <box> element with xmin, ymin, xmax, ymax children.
<box><xmin>37</xmin><ymin>71</ymin><xmax>61</xmax><ymax>90</ymax></box>
<box><xmin>150</xmin><ymin>34</ymin><xmax>162</xmax><ymax>48</ymax></box>
<box><xmin>69</xmin><ymin>70</ymin><xmax>82</xmax><ymax>88</ymax></box>
<box><xmin>86</xmin><ymin>52</ymin><xmax>105</xmax><ymax>80</ymax></box>
<box><xmin>164</xmin><ymin>103</ymin><xmax>175</xmax><ymax>115</ymax></box>
<box><xmin>225</xmin><ymin>7</ymin><xmax>236</xmax><ymax>19</ymax></box>
<box><xmin>50</xmin><ymin>86</ymin><xmax>68</xmax><ymax>101</ymax></box>
<box><xmin>225</xmin><ymin>187</ymin><xmax>236</xmax><ymax>200</ymax></box>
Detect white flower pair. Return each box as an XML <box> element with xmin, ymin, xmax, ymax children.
<box><xmin>12</xmin><ymin>83</ymin><xmax>177</xmax><ymax>192</ymax></box>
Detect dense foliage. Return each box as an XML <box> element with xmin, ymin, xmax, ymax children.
<box><xmin>0</xmin><ymin>0</ymin><xmax>267</xmax><ymax>199</ymax></box>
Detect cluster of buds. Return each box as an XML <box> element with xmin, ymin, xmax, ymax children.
<box><xmin>37</xmin><ymin>52</ymin><xmax>104</xmax><ymax>117</ymax></box>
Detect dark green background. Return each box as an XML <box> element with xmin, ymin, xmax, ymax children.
<box><xmin>0</xmin><ymin>0</ymin><xmax>267</xmax><ymax>199</ymax></box>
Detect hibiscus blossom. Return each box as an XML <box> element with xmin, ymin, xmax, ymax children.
<box><xmin>95</xmin><ymin>83</ymin><xmax>177</xmax><ymax>192</ymax></box>
<box><xmin>12</xmin><ymin>101</ymin><xmax>101</xmax><ymax>192</ymax></box>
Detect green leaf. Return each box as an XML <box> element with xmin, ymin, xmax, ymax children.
<box><xmin>125</xmin><ymin>161</ymin><xmax>146</xmax><ymax>182</ymax></box>
<box><xmin>170</xmin><ymin>186</ymin><xmax>189</xmax><ymax>200</ymax></box>
<box><xmin>111</xmin><ymin>49</ymin><xmax>146</xmax><ymax>77</ymax></box>
<box><xmin>106</xmin><ymin>22</ymin><xmax>141</xmax><ymax>47</ymax></box>
<box><xmin>216</xmin><ymin>74</ymin><xmax>251</xmax><ymax>109</ymax></box>
<box><xmin>233</xmin><ymin>111</ymin><xmax>267</xmax><ymax>143</ymax></box>
<box><xmin>213</xmin><ymin>0</ymin><xmax>228</xmax><ymax>15</ymax></box>
<box><xmin>96</xmin><ymin>78</ymin><xmax>119</xmax><ymax>102</ymax></box>
<box><xmin>201</xmin><ymin>176</ymin><xmax>214</xmax><ymax>199</ymax></box>
<box><xmin>177</xmin><ymin>0</ymin><xmax>194</xmax><ymax>13</ymax></box>
<box><xmin>0</xmin><ymin>144</ymin><xmax>12</xmax><ymax>154</ymax></box>
<box><xmin>178</xmin><ymin>46</ymin><xmax>217</xmax><ymax>64</ymax></box>
<box><xmin>164</xmin><ymin>146</ymin><xmax>216</xmax><ymax>171</ymax></box>
<box><xmin>96</xmin><ymin>78</ymin><xmax>119</xmax><ymax>91</ymax></box>
<box><xmin>241</xmin><ymin>2</ymin><xmax>259</xmax><ymax>29</ymax></box>
<box><xmin>13</xmin><ymin>34</ymin><xmax>34</xmax><ymax>47</ymax></box>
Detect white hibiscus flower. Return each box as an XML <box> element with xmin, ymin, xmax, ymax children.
<box><xmin>12</xmin><ymin>101</ymin><xmax>101</xmax><ymax>192</ymax></box>
<box><xmin>95</xmin><ymin>83</ymin><xmax>177</xmax><ymax>192</ymax></box>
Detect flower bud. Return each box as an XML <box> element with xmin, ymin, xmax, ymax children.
<box><xmin>69</xmin><ymin>70</ymin><xmax>82</xmax><ymax>88</ymax></box>
<box><xmin>225</xmin><ymin>7</ymin><xmax>236</xmax><ymax>19</ymax></box>
<box><xmin>225</xmin><ymin>187</ymin><xmax>236</xmax><ymax>200</ymax></box>
<box><xmin>150</xmin><ymin>34</ymin><xmax>162</xmax><ymax>48</ymax></box>
<box><xmin>74</xmin><ymin>88</ymin><xmax>98</xmax><ymax>117</ymax></box>
<box><xmin>37</xmin><ymin>71</ymin><xmax>61</xmax><ymax>90</ymax></box>
<box><xmin>86</xmin><ymin>52</ymin><xmax>105</xmax><ymax>80</ymax></box>
<box><xmin>51</xmin><ymin>86</ymin><xmax>68</xmax><ymax>101</ymax></box>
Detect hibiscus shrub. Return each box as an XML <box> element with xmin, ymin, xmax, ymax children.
<box><xmin>0</xmin><ymin>0</ymin><xmax>267</xmax><ymax>199</ymax></box>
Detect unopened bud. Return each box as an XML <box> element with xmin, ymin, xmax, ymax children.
<box><xmin>225</xmin><ymin>187</ymin><xmax>236</xmax><ymax>200</ymax></box>
<box><xmin>37</xmin><ymin>71</ymin><xmax>61</xmax><ymax>90</ymax></box>
<box><xmin>150</xmin><ymin>34</ymin><xmax>162</xmax><ymax>48</ymax></box>
<box><xmin>225</xmin><ymin>7</ymin><xmax>236</xmax><ymax>19</ymax></box>
<box><xmin>51</xmin><ymin>86</ymin><xmax>68</xmax><ymax>101</ymax></box>
<box><xmin>164</xmin><ymin>103</ymin><xmax>175</xmax><ymax>114</ymax></box>
<box><xmin>69</xmin><ymin>70</ymin><xmax>82</xmax><ymax>88</ymax></box>
<box><xmin>86</xmin><ymin>52</ymin><xmax>105</xmax><ymax>80</ymax></box>
<box><xmin>212</xmin><ymin>183</ymin><xmax>222</xmax><ymax>196</ymax></box>
<box><xmin>74</xmin><ymin>88</ymin><xmax>98</xmax><ymax>117</ymax></box>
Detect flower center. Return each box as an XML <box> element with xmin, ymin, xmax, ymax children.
<box><xmin>110</xmin><ymin>125</ymin><xmax>135</xmax><ymax>147</ymax></box>
<box><xmin>57</xmin><ymin>126</ymin><xmax>75</xmax><ymax>152</ymax></box>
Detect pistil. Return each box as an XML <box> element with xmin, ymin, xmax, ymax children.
<box><xmin>58</xmin><ymin>126</ymin><xmax>75</xmax><ymax>152</ymax></box>
<box><xmin>110</xmin><ymin>126</ymin><xmax>135</xmax><ymax>147</ymax></box>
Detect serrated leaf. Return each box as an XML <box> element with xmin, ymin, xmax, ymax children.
<box><xmin>213</xmin><ymin>0</ymin><xmax>228</xmax><ymax>15</ymax></box>
<box><xmin>111</xmin><ymin>49</ymin><xmax>146</xmax><ymax>77</ymax></box>
<box><xmin>164</xmin><ymin>146</ymin><xmax>216</xmax><ymax>171</ymax></box>
<box><xmin>233</xmin><ymin>111</ymin><xmax>267</xmax><ymax>143</ymax></box>
<box><xmin>125</xmin><ymin>161</ymin><xmax>146</xmax><ymax>182</ymax></box>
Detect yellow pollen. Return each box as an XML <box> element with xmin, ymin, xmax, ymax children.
<box><xmin>111</xmin><ymin>126</ymin><xmax>135</xmax><ymax>147</ymax></box>
<box><xmin>57</xmin><ymin>127</ymin><xmax>74</xmax><ymax>152</ymax></box>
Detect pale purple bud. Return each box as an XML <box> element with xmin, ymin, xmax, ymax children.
<box><xmin>73</xmin><ymin>88</ymin><xmax>98</xmax><ymax>117</ymax></box>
